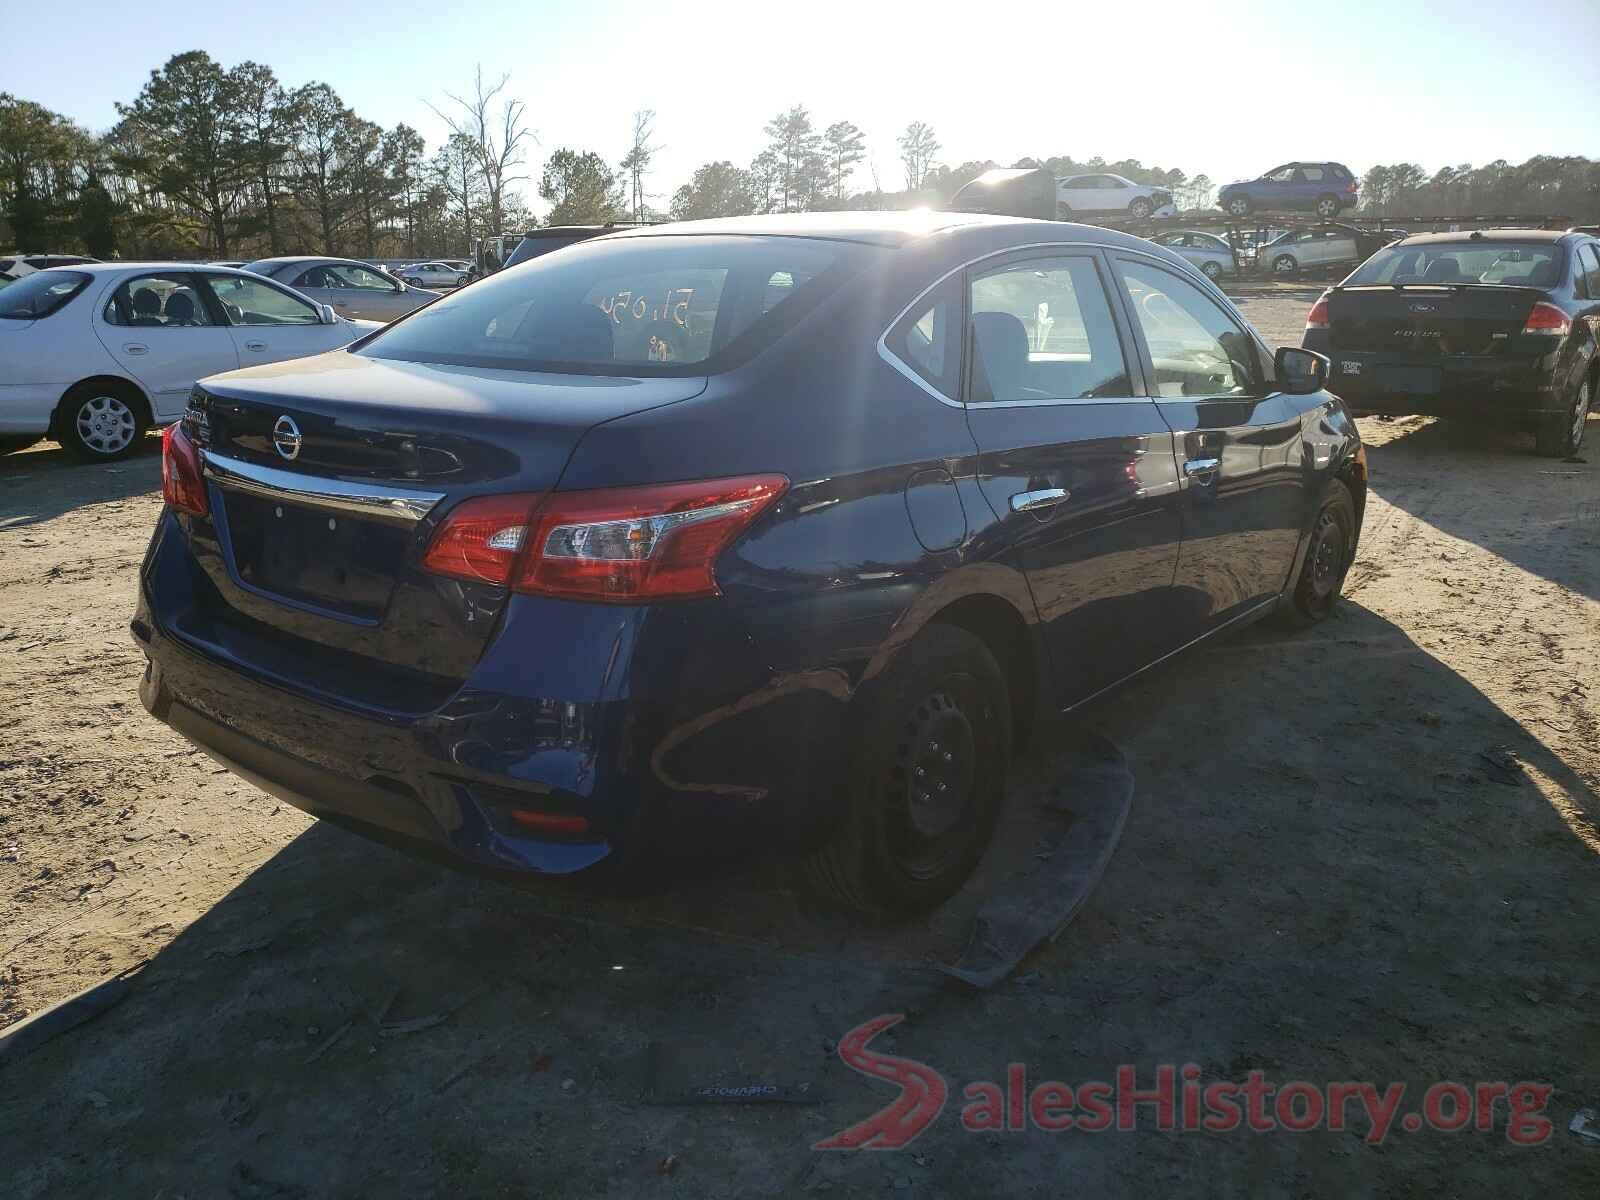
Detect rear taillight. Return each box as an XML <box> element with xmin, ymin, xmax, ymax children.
<box><xmin>1305</xmin><ymin>294</ymin><xmax>1330</xmax><ymax>331</ymax></box>
<box><xmin>161</xmin><ymin>422</ymin><xmax>207</xmax><ymax>516</ymax></box>
<box><xmin>1522</xmin><ymin>301</ymin><xmax>1570</xmax><ymax>336</ymax></box>
<box><xmin>1346</xmin><ymin>181</ymin><xmax>1358</xmax><ymax>193</ymax></box>
<box><xmin>422</xmin><ymin>474</ymin><xmax>789</xmax><ymax>602</ymax></box>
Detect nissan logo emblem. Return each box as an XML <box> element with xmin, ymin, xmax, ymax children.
<box><xmin>272</xmin><ymin>415</ymin><xmax>302</xmax><ymax>461</ymax></box>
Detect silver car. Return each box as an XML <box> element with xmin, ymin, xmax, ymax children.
<box><xmin>400</xmin><ymin>261</ymin><xmax>471</xmax><ymax>290</ymax></box>
<box><xmin>1150</xmin><ymin>231</ymin><xmax>1239</xmax><ymax>281</ymax></box>
<box><xmin>240</xmin><ymin>256</ymin><xmax>439</xmax><ymax>322</ymax></box>
<box><xmin>1256</xmin><ymin>226</ymin><xmax>1360</xmax><ymax>277</ymax></box>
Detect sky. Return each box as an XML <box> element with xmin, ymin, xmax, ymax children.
<box><xmin>5</xmin><ymin>0</ymin><xmax>1598</xmax><ymax>216</ymax></box>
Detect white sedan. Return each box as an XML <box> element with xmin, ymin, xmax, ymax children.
<box><xmin>0</xmin><ymin>263</ymin><xmax>380</xmax><ymax>461</ymax></box>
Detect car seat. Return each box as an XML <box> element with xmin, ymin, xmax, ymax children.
<box><xmin>1421</xmin><ymin>256</ymin><xmax>1463</xmax><ymax>283</ymax></box>
<box><xmin>129</xmin><ymin>287</ymin><xmax>164</xmax><ymax>326</ymax></box>
<box><xmin>971</xmin><ymin>311</ymin><xmax>1032</xmax><ymax>402</ymax></box>
<box><xmin>163</xmin><ymin>292</ymin><xmax>201</xmax><ymax>326</ymax></box>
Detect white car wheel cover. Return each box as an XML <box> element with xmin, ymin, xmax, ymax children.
<box><xmin>75</xmin><ymin>395</ymin><xmax>136</xmax><ymax>455</ymax></box>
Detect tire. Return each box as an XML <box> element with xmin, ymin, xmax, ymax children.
<box><xmin>0</xmin><ymin>436</ymin><xmax>41</xmax><ymax>455</ymax></box>
<box><xmin>1128</xmin><ymin>197</ymin><xmax>1153</xmax><ymax>220</ymax></box>
<box><xmin>56</xmin><ymin>382</ymin><xmax>147</xmax><ymax>462</ymax></box>
<box><xmin>1226</xmin><ymin>196</ymin><xmax>1251</xmax><ymax>217</ymax></box>
<box><xmin>1534</xmin><ymin>371</ymin><xmax>1592</xmax><ymax>458</ymax></box>
<box><xmin>1201</xmin><ymin>260</ymin><xmax>1224</xmax><ymax>281</ymax></box>
<box><xmin>1056</xmin><ymin>202</ymin><xmax>1072</xmax><ymax>219</ymax></box>
<box><xmin>1315</xmin><ymin>195</ymin><xmax>1340</xmax><ymax>219</ymax></box>
<box><xmin>803</xmin><ymin>624</ymin><xmax>1011</xmax><ymax>918</ymax></box>
<box><xmin>1281</xmin><ymin>479</ymin><xmax>1357</xmax><ymax>626</ymax></box>
<box><xmin>1272</xmin><ymin>254</ymin><xmax>1299</xmax><ymax>277</ymax></box>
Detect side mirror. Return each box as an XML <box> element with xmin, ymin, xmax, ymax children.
<box><xmin>1276</xmin><ymin>346</ymin><xmax>1328</xmax><ymax>395</ymax></box>
<box><xmin>316</xmin><ymin>303</ymin><xmax>338</xmax><ymax>325</ymax></box>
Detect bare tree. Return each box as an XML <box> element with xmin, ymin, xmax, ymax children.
<box><xmin>428</xmin><ymin>67</ymin><xmax>531</xmax><ymax>236</ymax></box>
<box><xmin>619</xmin><ymin>109</ymin><xmax>657</xmax><ymax>222</ymax></box>
<box><xmin>898</xmin><ymin>120</ymin><xmax>941</xmax><ymax>192</ymax></box>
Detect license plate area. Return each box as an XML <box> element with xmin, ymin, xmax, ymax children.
<box><xmin>217</xmin><ymin>490</ymin><xmax>409</xmax><ymax>622</ymax></box>
<box><xmin>1375</xmin><ymin>365</ymin><xmax>1442</xmax><ymax>396</ymax></box>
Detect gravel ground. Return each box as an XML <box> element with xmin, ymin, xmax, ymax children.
<box><xmin>2</xmin><ymin>292</ymin><xmax>1597</xmax><ymax>1196</ymax></box>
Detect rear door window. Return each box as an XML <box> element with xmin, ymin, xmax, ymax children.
<box><xmin>885</xmin><ymin>275</ymin><xmax>961</xmax><ymax>398</ymax></box>
<box><xmin>1114</xmin><ymin>258</ymin><xmax>1260</xmax><ymax>397</ymax></box>
<box><xmin>967</xmin><ymin>255</ymin><xmax>1131</xmax><ymax>402</ymax></box>
<box><xmin>104</xmin><ymin>272</ymin><xmax>217</xmax><ymax>327</ymax></box>
<box><xmin>1578</xmin><ymin>244</ymin><xmax>1600</xmax><ymax>297</ymax></box>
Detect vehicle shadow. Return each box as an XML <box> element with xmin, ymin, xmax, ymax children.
<box><xmin>1361</xmin><ymin>412</ymin><xmax>1600</xmax><ymax>600</ymax></box>
<box><xmin>0</xmin><ymin>437</ymin><xmax>162</xmax><ymax>529</ymax></box>
<box><xmin>2</xmin><ymin>603</ymin><xmax>1595</xmax><ymax>1196</ymax></box>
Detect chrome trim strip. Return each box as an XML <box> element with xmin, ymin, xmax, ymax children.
<box><xmin>200</xmin><ymin>450</ymin><xmax>445</xmax><ymax>525</ymax></box>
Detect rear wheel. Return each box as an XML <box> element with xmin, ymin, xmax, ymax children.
<box><xmin>1200</xmin><ymin>260</ymin><xmax>1223</xmax><ymax>281</ymax></box>
<box><xmin>57</xmin><ymin>382</ymin><xmax>147</xmax><ymax>462</ymax></box>
<box><xmin>1535</xmin><ymin>372</ymin><xmax>1592</xmax><ymax>458</ymax></box>
<box><xmin>1128</xmin><ymin>197</ymin><xmax>1153</xmax><ymax>220</ymax></box>
<box><xmin>803</xmin><ymin>624</ymin><xmax>1011</xmax><ymax>918</ymax></box>
<box><xmin>1281</xmin><ymin>479</ymin><xmax>1356</xmax><ymax>626</ymax></box>
<box><xmin>1315</xmin><ymin>195</ymin><xmax>1340</xmax><ymax>219</ymax></box>
<box><xmin>1226</xmin><ymin>196</ymin><xmax>1251</xmax><ymax>217</ymax></box>
<box><xmin>1272</xmin><ymin>254</ymin><xmax>1299</xmax><ymax>277</ymax></box>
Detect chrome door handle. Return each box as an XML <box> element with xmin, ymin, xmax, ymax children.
<box><xmin>122</xmin><ymin>343</ymin><xmax>148</xmax><ymax>355</ymax></box>
<box><xmin>244</xmin><ymin>340</ymin><xmax>267</xmax><ymax>351</ymax></box>
<box><xmin>1010</xmin><ymin>487</ymin><xmax>1071</xmax><ymax>514</ymax></box>
<box><xmin>1183</xmin><ymin>457</ymin><xmax>1221</xmax><ymax>484</ymax></box>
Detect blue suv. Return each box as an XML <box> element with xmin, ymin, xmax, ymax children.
<box><xmin>1218</xmin><ymin>163</ymin><xmax>1359</xmax><ymax>219</ymax></box>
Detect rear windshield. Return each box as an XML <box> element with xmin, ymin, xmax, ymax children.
<box><xmin>364</xmin><ymin>235</ymin><xmax>881</xmax><ymax>376</ymax></box>
<box><xmin>0</xmin><ymin>269</ymin><xmax>90</xmax><ymax>319</ymax></box>
<box><xmin>504</xmin><ymin>235</ymin><xmax>592</xmax><ymax>268</ymax></box>
<box><xmin>1348</xmin><ymin>242</ymin><xmax>1564</xmax><ymax>287</ymax></box>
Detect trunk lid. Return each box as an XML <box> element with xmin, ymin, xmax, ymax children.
<box><xmin>181</xmin><ymin>351</ymin><xmax>706</xmax><ymax>707</ymax></box>
<box><xmin>1327</xmin><ymin>285</ymin><xmax>1545</xmax><ymax>357</ymax></box>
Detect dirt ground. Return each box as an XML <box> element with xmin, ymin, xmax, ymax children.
<box><xmin>2</xmin><ymin>290</ymin><xmax>1598</xmax><ymax>1196</ymax></box>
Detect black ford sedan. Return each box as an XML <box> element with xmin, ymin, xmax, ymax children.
<box><xmin>1303</xmin><ymin>229</ymin><xmax>1600</xmax><ymax>456</ymax></box>
<box><xmin>136</xmin><ymin>212</ymin><xmax>1366</xmax><ymax>917</ymax></box>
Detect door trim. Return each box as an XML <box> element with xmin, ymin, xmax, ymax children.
<box><xmin>1060</xmin><ymin>595</ymin><xmax>1280</xmax><ymax>715</ymax></box>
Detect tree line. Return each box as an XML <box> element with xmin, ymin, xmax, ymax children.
<box><xmin>1357</xmin><ymin>157</ymin><xmax>1599</xmax><ymax>220</ymax></box>
<box><xmin>4</xmin><ymin>51</ymin><xmax>1596</xmax><ymax>263</ymax></box>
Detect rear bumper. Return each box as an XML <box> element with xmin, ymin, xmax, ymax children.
<box><xmin>1305</xmin><ymin>343</ymin><xmax>1564</xmax><ymax>422</ymax></box>
<box><xmin>132</xmin><ymin>511</ymin><xmax>855</xmax><ymax>882</ymax></box>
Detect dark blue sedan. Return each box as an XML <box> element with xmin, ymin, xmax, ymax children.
<box><xmin>135</xmin><ymin>212</ymin><xmax>1366</xmax><ymax>916</ymax></box>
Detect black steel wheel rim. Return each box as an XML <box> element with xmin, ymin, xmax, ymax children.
<box><xmin>886</xmin><ymin>681</ymin><xmax>984</xmax><ymax>882</ymax></box>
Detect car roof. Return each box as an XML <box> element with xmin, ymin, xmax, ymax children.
<box><xmin>26</xmin><ymin>261</ymin><xmax>257</xmax><ymax>275</ymax></box>
<box><xmin>242</xmin><ymin>256</ymin><xmax>384</xmax><ymax>268</ymax></box>
<box><xmin>1393</xmin><ymin>229</ymin><xmax>1573</xmax><ymax>246</ymax></box>
<box><xmin>604</xmin><ymin>210</ymin><xmax>1031</xmax><ymax>247</ymax></box>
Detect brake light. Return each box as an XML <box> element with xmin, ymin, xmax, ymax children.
<box><xmin>1346</xmin><ymin>181</ymin><xmax>1358</xmax><ymax>193</ymax></box>
<box><xmin>422</xmin><ymin>474</ymin><xmax>789</xmax><ymax>602</ymax></box>
<box><xmin>1305</xmin><ymin>294</ymin><xmax>1330</xmax><ymax>331</ymax></box>
<box><xmin>161</xmin><ymin>422</ymin><xmax>207</xmax><ymax>516</ymax></box>
<box><xmin>1522</xmin><ymin>301</ymin><xmax>1570</xmax><ymax>336</ymax></box>
<box><xmin>420</xmin><ymin>492</ymin><xmax>540</xmax><ymax>585</ymax></box>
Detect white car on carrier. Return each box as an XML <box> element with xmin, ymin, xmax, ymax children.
<box><xmin>0</xmin><ymin>263</ymin><xmax>380</xmax><ymax>461</ymax></box>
